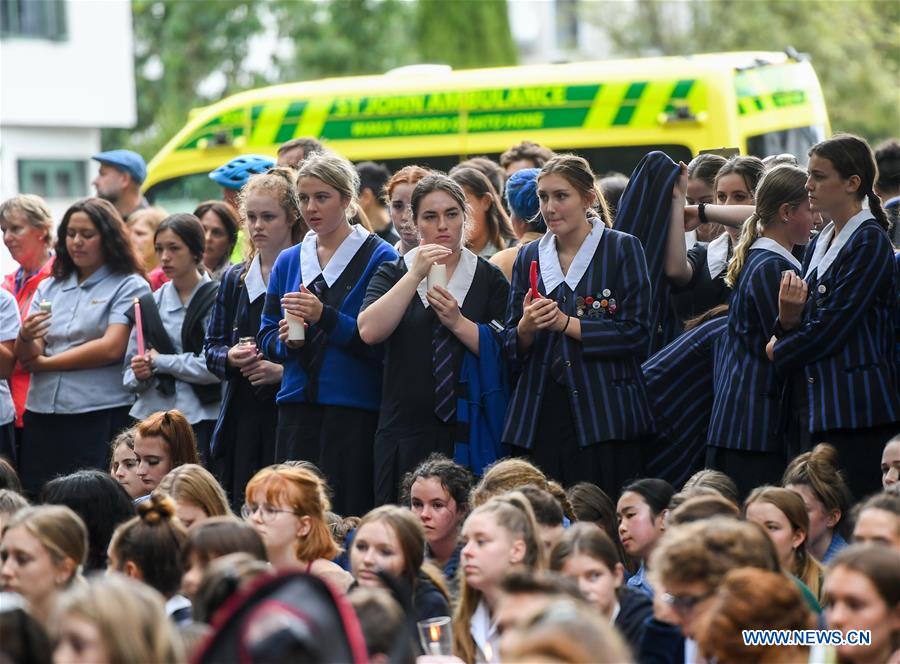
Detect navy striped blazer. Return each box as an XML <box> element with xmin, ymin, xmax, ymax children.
<box><xmin>642</xmin><ymin>315</ymin><xmax>727</xmax><ymax>485</ymax></box>
<box><xmin>501</xmin><ymin>229</ymin><xmax>655</xmax><ymax>449</ymax></box>
<box><xmin>708</xmin><ymin>247</ymin><xmax>800</xmax><ymax>452</ymax></box>
<box><xmin>773</xmin><ymin>218</ymin><xmax>900</xmax><ymax>432</ymax></box>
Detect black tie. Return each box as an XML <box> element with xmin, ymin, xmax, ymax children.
<box><xmin>432</xmin><ymin>318</ymin><xmax>457</xmax><ymax>422</ymax></box>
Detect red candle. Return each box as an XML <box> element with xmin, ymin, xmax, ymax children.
<box><xmin>133</xmin><ymin>297</ymin><xmax>145</xmax><ymax>356</ymax></box>
<box><xmin>530</xmin><ymin>260</ymin><xmax>541</xmax><ymax>298</ymax></box>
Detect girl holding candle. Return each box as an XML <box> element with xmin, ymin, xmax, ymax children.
<box><xmin>123</xmin><ymin>213</ymin><xmax>221</xmax><ymax>461</ymax></box>
<box><xmin>205</xmin><ymin>167</ymin><xmax>304</xmax><ymax>510</ymax></box>
<box><xmin>358</xmin><ymin>174</ymin><xmax>510</xmax><ymax>505</ymax></box>
<box><xmin>14</xmin><ymin>198</ymin><xmax>148</xmax><ymax>496</ymax></box>
<box><xmin>258</xmin><ymin>152</ymin><xmax>397</xmax><ymax>517</ymax></box>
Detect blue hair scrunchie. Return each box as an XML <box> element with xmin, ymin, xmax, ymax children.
<box><xmin>505</xmin><ymin>167</ymin><xmax>543</xmax><ymax>229</ymax></box>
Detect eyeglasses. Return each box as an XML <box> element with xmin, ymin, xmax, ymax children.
<box><xmin>662</xmin><ymin>590</ymin><xmax>715</xmax><ymax>614</ymax></box>
<box><xmin>240</xmin><ymin>502</ymin><xmax>301</xmax><ymax>522</ymax></box>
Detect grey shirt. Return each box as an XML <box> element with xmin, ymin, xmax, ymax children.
<box><xmin>0</xmin><ymin>289</ymin><xmax>19</xmax><ymax>425</ymax></box>
<box><xmin>26</xmin><ymin>266</ymin><xmax>149</xmax><ymax>414</ymax></box>
<box><xmin>123</xmin><ymin>276</ymin><xmax>221</xmax><ymax>423</ymax></box>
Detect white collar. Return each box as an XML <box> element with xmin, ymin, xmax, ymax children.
<box><xmin>538</xmin><ymin>217</ymin><xmax>605</xmax><ymax>294</ymax></box>
<box><xmin>299</xmin><ymin>225</ymin><xmax>370</xmax><ymax>288</ymax></box>
<box><xmin>470</xmin><ymin>599</ymin><xmax>499</xmax><ymax>662</ymax></box>
<box><xmin>165</xmin><ymin>594</ymin><xmax>191</xmax><ymax>617</ymax></box>
<box><xmin>404</xmin><ymin>246</ymin><xmax>478</xmax><ymax>309</ymax></box>
<box><xmin>245</xmin><ymin>254</ymin><xmax>266</xmax><ymax>302</ymax></box>
<box><xmin>748</xmin><ymin>237</ymin><xmax>802</xmax><ymax>271</ymax></box>
<box><xmin>161</xmin><ymin>273</ymin><xmax>211</xmax><ymax>312</ymax></box>
<box><xmin>805</xmin><ymin>209</ymin><xmax>872</xmax><ymax>280</ymax></box>
<box><xmin>706</xmin><ymin>232</ymin><xmax>731</xmax><ymax>280</ymax></box>
<box><xmin>610</xmin><ymin>601</ymin><xmax>621</xmax><ymax>625</ymax></box>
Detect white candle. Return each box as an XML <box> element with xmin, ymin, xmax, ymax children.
<box><xmin>285</xmin><ymin>312</ymin><xmax>305</xmax><ymax>341</ymax></box>
<box><xmin>427</xmin><ymin>263</ymin><xmax>447</xmax><ymax>291</ymax></box>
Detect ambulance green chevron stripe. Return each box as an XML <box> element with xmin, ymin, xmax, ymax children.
<box><xmin>612</xmin><ymin>81</ymin><xmax>648</xmax><ymax>126</ymax></box>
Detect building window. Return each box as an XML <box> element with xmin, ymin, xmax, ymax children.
<box><xmin>18</xmin><ymin>160</ymin><xmax>87</xmax><ymax>199</ymax></box>
<box><xmin>1</xmin><ymin>0</ymin><xmax>67</xmax><ymax>40</ymax></box>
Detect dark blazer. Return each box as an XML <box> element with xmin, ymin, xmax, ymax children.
<box><xmin>709</xmin><ymin>247</ymin><xmax>800</xmax><ymax>452</ymax></box>
<box><xmin>642</xmin><ymin>315</ymin><xmax>727</xmax><ymax>485</ymax></box>
<box><xmin>502</xmin><ymin>228</ymin><xmax>654</xmax><ymax>448</ymax></box>
<box><xmin>774</xmin><ymin>218</ymin><xmax>900</xmax><ymax>432</ymax></box>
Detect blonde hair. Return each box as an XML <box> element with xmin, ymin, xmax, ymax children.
<box><xmin>156</xmin><ymin>463</ymin><xmax>231</xmax><ymax>519</ymax></box>
<box><xmin>471</xmin><ymin>458</ymin><xmax>575</xmax><ymax>521</ymax></box>
<box><xmin>53</xmin><ymin>573</ymin><xmax>183</xmax><ymax>664</ymax></box>
<box><xmin>126</xmin><ymin>207</ymin><xmax>167</xmax><ymax>270</ymax></box>
<box><xmin>238</xmin><ymin>166</ymin><xmax>306</xmax><ymax>273</ymax></box>
<box><xmin>0</xmin><ymin>193</ymin><xmax>54</xmax><ymax>247</ymax></box>
<box><xmin>3</xmin><ymin>506</ymin><xmax>87</xmax><ymax>584</ymax></box>
<box><xmin>744</xmin><ymin>486</ymin><xmax>826</xmax><ymax>600</ymax></box>
<box><xmin>538</xmin><ymin>154</ymin><xmax>613</xmax><ymax>228</ymax></box>
<box><xmin>296</xmin><ymin>151</ymin><xmax>362</xmax><ymax>223</ymax></box>
<box><xmin>245</xmin><ymin>466</ymin><xmax>338</xmax><ymax>561</ymax></box>
<box><xmin>725</xmin><ymin>165</ymin><xmax>807</xmax><ymax>287</ymax></box>
<box><xmin>453</xmin><ymin>492</ymin><xmax>545</xmax><ymax>662</ymax></box>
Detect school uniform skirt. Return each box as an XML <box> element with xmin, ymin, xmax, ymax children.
<box><xmin>212</xmin><ymin>379</ymin><xmax>278</xmax><ymax>512</ymax></box>
<box><xmin>276</xmin><ymin>402</ymin><xmax>378</xmax><ymax>518</ymax></box>
<box><xmin>19</xmin><ymin>406</ymin><xmax>132</xmax><ymax>498</ymax></box>
<box><xmin>510</xmin><ymin>379</ymin><xmax>645</xmax><ymax>498</ymax></box>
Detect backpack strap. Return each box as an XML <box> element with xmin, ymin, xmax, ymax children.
<box><xmin>180</xmin><ymin>280</ymin><xmax>221</xmax><ymax>405</ymax></box>
<box><xmin>136</xmin><ymin>293</ymin><xmax>177</xmax><ymax>396</ymax></box>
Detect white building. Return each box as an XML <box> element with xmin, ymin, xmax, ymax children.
<box><xmin>0</xmin><ymin>0</ymin><xmax>136</xmax><ymax>274</ymax></box>
<box><xmin>509</xmin><ymin>0</ymin><xmax>611</xmax><ymax>65</ymax></box>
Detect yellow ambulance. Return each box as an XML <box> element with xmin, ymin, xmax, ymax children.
<box><xmin>143</xmin><ymin>50</ymin><xmax>830</xmax><ymax>210</ymax></box>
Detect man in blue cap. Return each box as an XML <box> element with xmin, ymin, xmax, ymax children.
<box><xmin>92</xmin><ymin>149</ymin><xmax>149</xmax><ymax>221</ymax></box>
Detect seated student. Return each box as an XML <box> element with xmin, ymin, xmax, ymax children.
<box><xmin>180</xmin><ymin>516</ymin><xmax>267</xmax><ymax>600</ymax></box>
<box><xmin>400</xmin><ymin>453</ymin><xmax>472</xmax><ymax>594</ymax></box>
<box><xmin>53</xmin><ymin>573</ymin><xmax>183</xmax><ymax>664</ymax></box>
<box><xmin>549</xmin><ymin>522</ymin><xmax>652</xmax><ymax>654</ymax></box>
<box><xmin>107</xmin><ymin>492</ymin><xmax>191</xmax><ymax>625</ymax></box>
<box><xmin>156</xmin><ymin>463</ymin><xmax>230</xmax><ymax>528</ymax></box>
<box><xmin>39</xmin><ymin>469</ymin><xmax>135</xmax><ymax>572</ymax></box>
<box><xmin>0</xmin><ymin>488</ymin><xmax>28</xmax><ymax>532</ymax></box>
<box><xmin>348</xmin><ymin>587</ymin><xmax>413</xmax><ymax>664</ymax></box>
<box><xmin>350</xmin><ymin>506</ymin><xmax>450</xmax><ymax>628</ymax></box>
<box><xmin>824</xmin><ymin>545</ymin><xmax>900</xmax><ymax>664</ymax></box>
<box><xmin>124</xmin><ymin>213</ymin><xmax>221</xmax><ymax>462</ymax></box>
<box><xmin>681</xmin><ymin>469</ymin><xmax>740</xmax><ymax>507</ymax></box>
<box><xmin>191</xmin><ymin>552</ymin><xmax>272</xmax><ymax>625</ymax></box>
<box><xmin>616</xmin><ymin>478</ymin><xmax>674</xmax><ymax>598</ymax></box>
<box><xmin>697</xmin><ymin>568</ymin><xmax>816</xmax><ymax>664</ymax></box>
<box><xmin>0</xmin><ymin>505</ymin><xmax>87</xmax><ymax>628</ymax></box>
<box><xmin>744</xmin><ymin>486</ymin><xmax>825</xmax><ymax>603</ymax></box>
<box><xmin>648</xmin><ymin>518</ymin><xmax>782</xmax><ymax>664</ymax></box>
<box><xmin>453</xmin><ymin>492</ymin><xmax>545</xmax><ymax>663</ymax></box>
<box><xmin>883</xmin><ymin>434</ymin><xmax>900</xmax><ymax>492</ymax></box>
<box><xmin>566</xmin><ymin>482</ymin><xmax>632</xmax><ymax>571</ymax></box>
<box><xmin>470</xmin><ymin>457</ymin><xmax>575</xmax><ymax>521</ymax></box>
<box><xmin>109</xmin><ymin>427</ymin><xmax>144</xmax><ymax>500</ymax></box>
<box><xmin>502</xmin><ymin>597</ymin><xmax>632</xmax><ymax>664</ymax></box>
<box><xmin>358</xmin><ymin>173</ymin><xmax>509</xmax><ymax>503</ymax></box>
<box><xmin>520</xmin><ymin>485</ymin><xmax>566</xmax><ymax>555</ymax></box>
<box><xmin>852</xmin><ymin>492</ymin><xmax>900</xmax><ymax>551</ymax></box>
<box><xmin>782</xmin><ymin>443</ymin><xmax>853</xmax><ymax>563</ymax></box>
<box><xmin>242</xmin><ymin>465</ymin><xmax>352</xmax><ymax>592</ymax></box>
<box><xmin>667</xmin><ymin>493</ymin><xmax>741</xmax><ymax>526</ymax></box>
<box><xmin>132</xmin><ymin>410</ymin><xmax>200</xmax><ymax>498</ymax></box>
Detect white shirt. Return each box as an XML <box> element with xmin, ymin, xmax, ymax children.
<box><xmin>538</xmin><ymin>217</ymin><xmax>605</xmax><ymax>293</ymax></box>
<box><xmin>404</xmin><ymin>246</ymin><xmax>478</xmax><ymax>309</ymax></box>
<box><xmin>0</xmin><ymin>289</ymin><xmax>19</xmax><ymax>425</ymax></box>
<box><xmin>244</xmin><ymin>253</ymin><xmax>267</xmax><ymax>303</ymax></box>
<box><xmin>805</xmin><ymin>209</ymin><xmax>872</xmax><ymax>280</ymax></box>
<box><xmin>470</xmin><ymin>599</ymin><xmax>500</xmax><ymax>663</ymax></box>
<box><xmin>299</xmin><ymin>225</ymin><xmax>370</xmax><ymax>288</ymax></box>
<box><xmin>706</xmin><ymin>232</ymin><xmax>731</xmax><ymax>280</ymax></box>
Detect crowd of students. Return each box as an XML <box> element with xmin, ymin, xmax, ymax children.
<box><xmin>0</xmin><ymin>133</ymin><xmax>899</xmax><ymax>663</ymax></box>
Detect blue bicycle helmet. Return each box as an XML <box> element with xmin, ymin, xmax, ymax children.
<box><xmin>209</xmin><ymin>154</ymin><xmax>275</xmax><ymax>190</ymax></box>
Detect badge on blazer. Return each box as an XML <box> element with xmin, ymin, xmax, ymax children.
<box><xmin>817</xmin><ymin>284</ymin><xmax>827</xmax><ymax>294</ymax></box>
<box><xmin>576</xmin><ymin>290</ymin><xmax>616</xmax><ymax>317</ymax></box>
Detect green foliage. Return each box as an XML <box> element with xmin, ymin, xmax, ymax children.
<box><xmin>103</xmin><ymin>0</ymin><xmax>518</xmax><ymax>157</ymax></box>
<box><xmin>582</xmin><ymin>0</ymin><xmax>900</xmax><ymax>143</ymax></box>
<box><xmin>416</xmin><ymin>0</ymin><xmax>518</xmax><ymax>69</ymax></box>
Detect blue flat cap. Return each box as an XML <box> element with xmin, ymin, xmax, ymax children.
<box><xmin>92</xmin><ymin>149</ymin><xmax>147</xmax><ymax>185</ymax></box>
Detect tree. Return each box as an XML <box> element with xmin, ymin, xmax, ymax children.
<box><xmin>581</xmin><ymin>0</ymin><xmax>900</xmax><ymax>143</ymax></box>
<box><xmin>416</xmin><ymin>0</ymin><xmax>517</xmax><ymax>69</ymax></box>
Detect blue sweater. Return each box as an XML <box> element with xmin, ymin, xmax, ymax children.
<box><xmin>258</xmin><ymin>234</ymin><xmax>398</xmax><ymax>410</ymax></box>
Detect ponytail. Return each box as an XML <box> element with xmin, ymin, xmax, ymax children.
<box><xmin>724</xmin><ymin>212</ymin><xmax>762</xmax><ymax>288</ymax></box>
<box><xmin>866</xmin><ymin>191</ymin><xmax>891</xmax><ymax>233</ymax></box>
